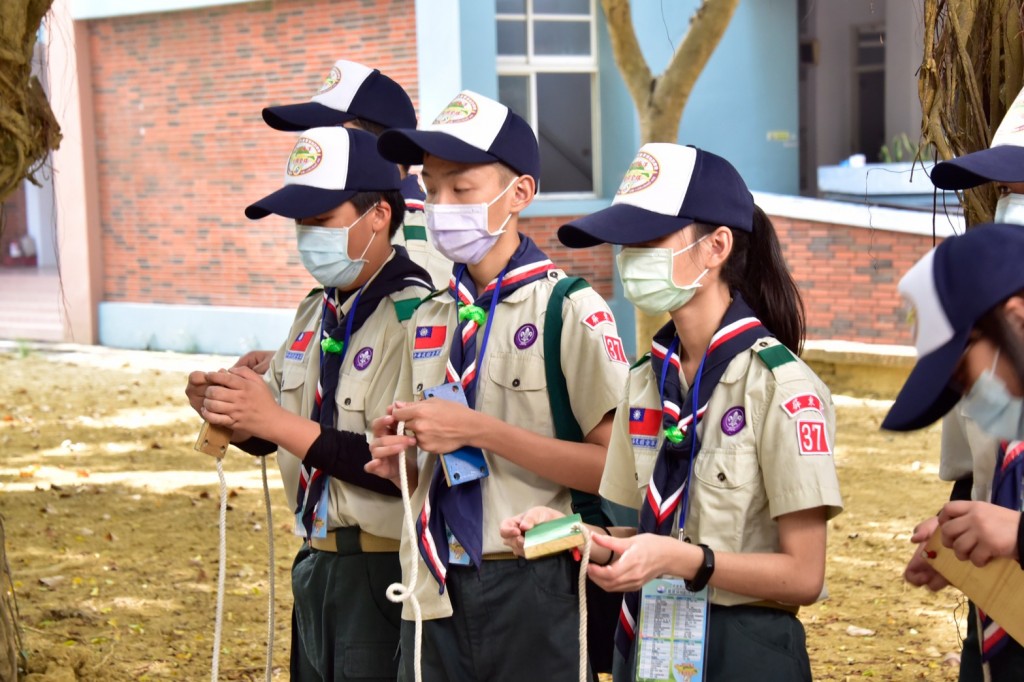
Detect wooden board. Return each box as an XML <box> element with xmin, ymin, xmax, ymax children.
<box><xmin>524</xmin><ymin>513</ymin><xmax>585</xmax><ymax>559</ymax></box>
<box><xmin>193</xmin><ymin>421</ymin><xmax>232</xmax><ymax>459</ymax></box>
<box><xmin>925</xmin><ymin>532</ymin><xmax>1024</xmax><ymax>643</ymax></box>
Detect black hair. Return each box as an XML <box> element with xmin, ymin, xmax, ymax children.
<box><xmin>976</xmin><ymin>296</ymin><xmax>1024</xmax><ymax>385</ymax></box>
<box><xmin>695</xmin><ymin>205</ymin><xmax>806</xmax><ymax>354</ymax></box>
<box><xmin>347</xmin><ymin>118</ymin><xmax>411</xmax><ymax>175</ymax></box>
<box><xmin>350</xmin><ymin>190</ymin><xmax>405</xmax><ymax>238</ymax></box>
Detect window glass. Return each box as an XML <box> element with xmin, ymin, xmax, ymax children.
<box><xmin>533</xmin><ymin>20</ymin><xmax>590</xmax><ymax>56</ymax></box>
<box><xmin>536</xmin><ymin>73</ymin><xmax>593</xmax><ymax>193</ymax></box>
<box><xmin>534</xmin><ymin>0</ymin><xmax>589</xmax><ymax>14</ymax></box>
<box><xmin>497</xmin><ymin>19</ymin><xmax>527</xmax><ymax>56</ymax></box>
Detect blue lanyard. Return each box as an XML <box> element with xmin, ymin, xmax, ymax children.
<box><xmin>455</xmin><ymin>264</ymin><xmax>507</xmax><ymax>409</ymax></box>
<box><xmin>319</xmin><ymin>284</ymin><xmax>365</xmax><ymax>371</ymax></box>
<box><xmin>656</xmin><ymin>336</ymin><xmax>707</xmax><ymax>535</ymax></box>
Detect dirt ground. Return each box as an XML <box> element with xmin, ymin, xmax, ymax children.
<box><xmin>0</xmin><ymin>343</ymin><xmax>966</xmax><ymax>680</ymax></box>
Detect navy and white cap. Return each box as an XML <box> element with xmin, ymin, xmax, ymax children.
<box><xmin>931</xmin><ymin>85</ymin><xmax>1024</xmax><ymax>190</ymax></box>
<box><xmin>558</xmin><ymin>144</ymin><xmax>753</xmax><ymax>248</ymax></box>
<box><xmin>245</xmin><ymin>127</ymin><xmax>400</xmax><ymax>220</ymax></box>
<box><xmin>883</xmin><ymin>224</ymin><xmax>1024</xmax><ymax>431</ymax></box>
<box><xmin>262</xmin><ymin>59</ymin><xmax>417</xmax><ymax>132</ymax></box>
<box><xmin>377</xmin><ymin>90</ymin><xmax>541</xmax><ymax>181</ymax></box>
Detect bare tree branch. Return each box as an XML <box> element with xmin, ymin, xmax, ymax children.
<box><xmin>600</xmin><ymin>0</ymin><xmax>653</xmax><ymax>114</ymax></box>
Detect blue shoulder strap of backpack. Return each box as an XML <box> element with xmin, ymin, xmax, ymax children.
<box><xmin>544</xmin><ymin>276</ymin><xmax>607</xmax><ymax>526</ymax></box>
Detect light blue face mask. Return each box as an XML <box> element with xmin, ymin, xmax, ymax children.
<box><xmin>961</xmin><ymin>350</ymin><xmax>1024</xmax><ymax>441</ymax></box>
<box><xmin>295</xmin><ymin>204</ymin><xmax>376</xmax><ymax>288</ymax></box>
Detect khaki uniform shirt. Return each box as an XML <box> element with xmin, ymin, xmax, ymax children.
<box><xmin>391</xmin><ymin>207</ymin><xmax>452</xmax><ymax>294</ymax></box>
<box><xmin>600</xmin><ymin>337</ymin><xmax>844</xmax><ymax>606</ymax></box>
<box><xmin>940</xmin><ymin>406</ymin><xmax>999</xmax><ymax>503</ymax></box>
<box><xmin>396</xmin><ymin>269</ymin><xmax>629</xmax><ymax>619</ymax></box>
<box><xmin>265</xmin><ymin>252</ymin><xmax>424</xmax><ymax>540</ymax></box>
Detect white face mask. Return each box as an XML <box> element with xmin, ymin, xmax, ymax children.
<box><xmin>423</xmin><ymin>176</ymin><xmax>519</xmax><ymax>265</ymax></box>
<box><xmin>616</xmin><ymin>236</ymin><xmax>709</xmax><ymax>316</ymax></box>
<box><xmin>961</xmin><ymin>349</ymin><xmax>1024</xmax><ymax>441</ymax></box>
<box><xmin>994</xmin><ymin>193</ymin><xmax>1024</xmax><ymax>225</ymax></box>
<box><xmin>295</xmin><ymin>204</ymin><xmax>377</xmax><ymax>288</ymax></box>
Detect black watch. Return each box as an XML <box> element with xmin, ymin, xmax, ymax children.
<box><xmin>685</xmin><ymin>544</ymin><xmax>715</xmax><ymax>592</ymax></box>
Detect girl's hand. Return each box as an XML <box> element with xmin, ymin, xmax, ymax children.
<box><xmin>586</xmin><ymin>532</ymin><xmax>695</xmax><ymax>592</ymax></box>
<box><xmin>938</xmin><ymin>501</ymin><xmax>1021</xmax><ymax>566</ymax></box>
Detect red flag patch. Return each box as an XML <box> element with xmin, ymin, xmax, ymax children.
<box><xmin>413</xmin><ymin>326</ymin><xmax>447</xmax><ymax>359</ymax></box>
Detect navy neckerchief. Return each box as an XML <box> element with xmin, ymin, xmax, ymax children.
<box><xmin>979</xmin><ymin>440</ymin><xmax>1024</xmax><ymax>661</ymax></box>
<box><xmin>616</xmin><ymin>293</ymin><xmax>767</xmax><ymax>655</ymax></box>
<box><xmin>295</xmin><ymin>249</ymin><xmax>431</xmax><ymax>538</ymax></box>
<box><xmin>416</xmin><ymin>235</ymin><xmax>554</xmax><ymax>592</ymax></box>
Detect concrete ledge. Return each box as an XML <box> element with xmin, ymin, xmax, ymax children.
<box><xmin>803</xmin><ymin>339</ymin><xmax>914</xmax><ymax>400</ymax></box>
<box><xmin>99</xmin><ymin>301</ymin><xmax>294</xmax><ymax>355</ymax></box>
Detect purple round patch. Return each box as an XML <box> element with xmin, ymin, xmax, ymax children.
<box><xmin>353</xmin><ymin>346</ymin><xmax>373</xmax><ymax>370</ymax></box>
<box><xmin>721</xmin><ymin>406</ymin><xmax>745</xmax><ymax>436</ymax></box>
<box><xmin>514</xmin><ymin>323</ymin><xmax>538</xmax><ymax>350</ymax></box>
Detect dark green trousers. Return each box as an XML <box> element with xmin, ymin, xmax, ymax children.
<box><xmin>290</xmin><ymin>530</ymin><xmax>403</xmax><ymax>681</ymax></box>
<box><xmin>959</xmin><ymin>602</ymin><xmax>1024</xmax><ymax>682</ymax></box>
<box><xmin>613</xmin><ymin>603</ymin><xmax>811</xmax><ymax>681</ymax></box>
<box><xmin>399</xmin><ymin>554</ymin><xmax>586</xmax><ymax>682</ymax></box>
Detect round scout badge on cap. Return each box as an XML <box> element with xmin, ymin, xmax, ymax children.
<box><xmin>353</xmin><ymin>347</ymin><xmax>373</xmax><ymax>370</ymax></box>
<box><xmin>318</xmin><ymin>65</ymin><xmax>342</xmax><ymax>94</ymax></box>
<box><xmin>514</xmin><ymin>323</ymin><xmax>538</xmax><ymax>349</ymax></box>
<box><xmin>287</xmin><ymin>138</ymin><xmax>323</xmax><ymax>176</ymax></box>
<box><xmin>617</xmin><ymin>151</ymin><xmax>660</xmax><ymax>195</ymax></box>
<box><xmin>433</xmin><ymin>93</ymin><xmax>479</xmax><ymax>125</ymax></box>
<box><xmin>721</xmin><ymin>406</ymin><xmax>745</xmax><ymax>436</ymax></box>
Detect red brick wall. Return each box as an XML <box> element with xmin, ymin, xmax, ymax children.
<box><xmin>519</xmin><ymin>214</ymin><xmax>615</xmax><ymax>299</ymax></box>
<box><xmin>772</xmin><ymin>215</ymin><xmax>928</xmax><ymax>346</ymax></box>
<box><xmin>87</xmin><ymin>0</ymin><xmax>419</xmax><ymax>307</ymax></box>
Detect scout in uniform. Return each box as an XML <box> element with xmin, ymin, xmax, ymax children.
<box><xmin>900</xmin><ymin>86</ymin><xmax>1024</xmax><ymax>682</ymax></box>
<box><xmin>186</xmin><ymin>127</ymin><xmax>432</xmax><ymax>680</ymax></box>
<box><xmin>884</xmin><ymin>225</ymin><xmax>1024</xmax><ymax>682</ymax></box>
<box><xmin>366</xmin><ymin>91</ymin><xmax>629</xmax><ymax>682</ymax></box>
<box><xmin>263</xmin><ymin>58</ymin><xmax>453</xmax><ymax>291</ymax></box>
<box><xmin>503</xmin><ymin>144</ymin><xmax>844</xmax><ymax>681</ymax></box>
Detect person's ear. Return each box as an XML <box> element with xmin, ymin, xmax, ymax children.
<box><xmin>701</xmin><ymin>226</ymin><xmax>734</xmax><ymax>270</ymax></box>
<box><xmin>1002</xmin><ymin>295</ymin><xmax>1024</xmax><ymax>338</ymax></box>
<box><xmin>508</xmin><ymin>175</ymin><xmax>536</xmax><ymax>213</ymax></box>
<box><xmin>370</xmin><ymin>201</ymin><xmax>391</xmax><ymax>234</ymax></box>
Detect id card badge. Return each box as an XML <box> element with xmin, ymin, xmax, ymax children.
<box><xmin>423</xmin><ymin>382</ymin><xmax>490</xmax><ymax>486</ymax></box>
<box><xmin>635</xmin><ymin>578</ymin><xmax>709</xmax><ymax>682</ymax></box>
<box><xmin>293</xmin><ymin>485</ymin><xmax>330</xmax><ymax>540</ymax></box>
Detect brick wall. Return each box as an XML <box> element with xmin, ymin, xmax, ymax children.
<box><xmin>519</xmin><ymin>214</ymin><xmax>615</xmax><ymax>299</ymax></box>
<box><xmin>770</xmin><ymin>215</ymin><xmax>927</xmax><ymax>346</ymax></box>
<box><xmin>87</xmin><ymin>0</ymin><xmax>419</xmax><ymax>307</ymax></box>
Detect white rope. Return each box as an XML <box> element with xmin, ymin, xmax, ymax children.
<box><xmin>260</xmin><ymin>456</ymin><xmax>275</xmax><ymax>682</ymax></box>
<box><xmin>576</xmin><ymin>525</ymin><xmax>591</xmax><ymax>682</ymax></box>
<box><xmin>211</xmin><ymin>458</ymin><xmax>228</xmax><ymax>682</ymax></box>
<box><xmin>385</xmin><ymin>422</ymin><xmax>422</xmax><ymax>682</ymax></box>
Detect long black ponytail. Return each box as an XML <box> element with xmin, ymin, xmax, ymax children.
<box><xmin>696</xmin><ymin>205</ymin><xmax>806</xmax><ymax>354</ymax></box>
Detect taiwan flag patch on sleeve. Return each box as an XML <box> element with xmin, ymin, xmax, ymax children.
<box><xmin>285</xmin><ymin>331</ymin><xmax>315</xmax><ymax>362</ymax></box>
<box><xmin>413</xmin><ymin>326</ymin><xmax>447</xmax><ymax>359</ymax></box>
<box><xmin>629</xmin><ymin>407</ymin><xmax>662</xmax><ymax>449</ymax></box>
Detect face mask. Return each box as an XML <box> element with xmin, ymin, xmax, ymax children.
<box><xmin>961</xmin><ymin>349</ymin><xmax>1024</xmax><ymax>441</ymax></box>
<box><xmin>616</xmin><ymin>236</ymin><xmax>709</xmax><ymax>316</ymax></box>
<box><xmin>295</xmin><ymin>204</ymin><xmax>376</xmax><ymax>288</ymax></box>
<box><xmin>424</xmin><ymin>176</ymin><xmax>519</xmax><ymax>265</ymax></box>
<box><xmin>994</xmin><ymin>194</ymin><xmax>1024</xmax><ymax>225</ymax></box>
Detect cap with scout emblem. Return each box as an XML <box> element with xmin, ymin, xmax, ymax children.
<box><xmin>376</xmin><ymin>90</ymin><xmax>541</xmax><ymax>181</ymax></box>
<box><xmin>262</xmin><ymin>59</ymin><xmax>417</xmax><ymax>132</ymax></box>
<box><xmin>245</xmin><ymin>127</ymin><xmax>400</xmax><ymax>220</ymax></box>
<box><xmin>883</xmin><ymin>224</ymin><xmax>1024</xmax><ymax>431</ymax></box>
<box><xmin>930</xmin><ymin>85</ymin><xmax>1024</xmax><ymax>190</ymax></box>
<box><xmin>557</xmin><ymin>143</ymin><xmax>753</xmax><ymax>248</ymax></box>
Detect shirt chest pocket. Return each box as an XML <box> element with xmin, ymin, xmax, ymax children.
<box><xmin>335</xmin><ymin>382</ymin><xmax>367</xmax><ymax>434</ymax></box>
<box><xmin>694</xmin><ymin>447</ymin><xmax>761</xmax><ymax>491</ymax></box>
<box><xmin>485</xmin><ymin>351</ymin><xmax>553</xmax><ymax>434</ymax></box>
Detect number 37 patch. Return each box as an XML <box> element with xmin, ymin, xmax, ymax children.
<box><xmin>796</xmin><ymin>419</ymin><xmax>831</xmax><ymax>456</ymax></box>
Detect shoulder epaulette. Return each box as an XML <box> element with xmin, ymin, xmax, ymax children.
<box><xmin>304</xmin><ymin>287</ymin><xmax>323</xmax><ymax>301</ymax></box>
<box><xmin>630</xmin><ymin>353</ymin><xmax>652</xmax><ymax>370</ymax></box>
<box><xmin>754</xmin><ymin>339</ymin><xmax>797</xmax><ymax>370</ymax></box>
<box><xmin>402</xmin><ymin>224</ymin><xmax>427</xmax><ymax>242</ymax></box>
<box><xmin>392</xmin><ymin>297</ymin><xmax>421</xmax><ymax>322</ymax></box>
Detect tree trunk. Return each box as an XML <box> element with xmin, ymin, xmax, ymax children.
<box><xmin>0</xmin><ymin>515</ymin><xmax>23</xmax><ymax>681</ymax></box>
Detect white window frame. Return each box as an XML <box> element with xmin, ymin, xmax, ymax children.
<box><xmin>496</xmin><ymin>0</ymin><xmax>601</xmax><ymax>199</ymax></box>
